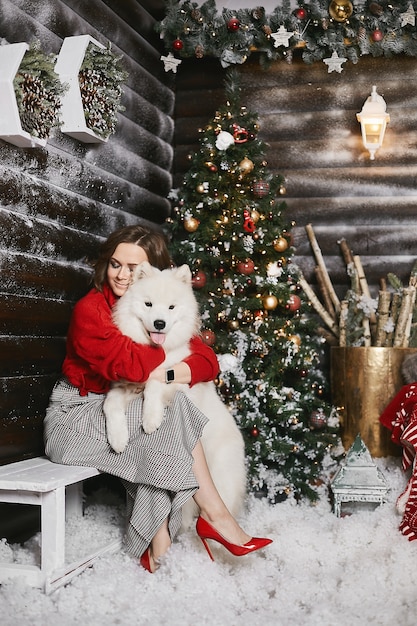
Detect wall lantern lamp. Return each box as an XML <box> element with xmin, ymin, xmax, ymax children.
<box><xmin>356</xmin><ymin>85</ymin><xmax>390</xmax><ymax>160</ymax></box>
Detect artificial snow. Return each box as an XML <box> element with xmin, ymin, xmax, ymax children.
<box><xmin>1</xmin><ymin>457</ymin><xmax>417</xmax><ymax>625</ymax></box>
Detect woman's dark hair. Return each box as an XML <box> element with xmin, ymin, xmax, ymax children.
<box><xmin>93</xmin><ymin>224</ymin><xmax>172</xmax><ymax>291</ymax></box>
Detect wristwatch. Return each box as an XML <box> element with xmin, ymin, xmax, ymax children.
<box><xmin>165</xmin><ymin>369</ymin><xmax>175</xmax><ymax>384</ymax></box>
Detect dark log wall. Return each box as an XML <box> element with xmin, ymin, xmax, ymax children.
<box><xmin>2</xmin><ymin>2</ymin><xmax>417</xmax><ymax>467</ymax></box>
<box><xmin>0</xmin><ymin>0</ymin><xmax>171</xmax><ymax>464</ymax></box>
<box><xmin>174</xmin><ymin>53</ymin><xmax>417</xmax><ymax>301</ymax></box>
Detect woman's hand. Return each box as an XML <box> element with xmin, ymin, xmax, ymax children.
<box><xmin>147</xmin><ymin>362</ymin><xmax>192</xmax><ymax>384</ymax></box>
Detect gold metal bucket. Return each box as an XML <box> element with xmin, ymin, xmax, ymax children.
<box><xmin>331</xmin><ymin>347</ymin><xmax>417</xmax><ymax>457</ymax></box>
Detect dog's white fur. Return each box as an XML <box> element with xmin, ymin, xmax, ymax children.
<box><xmin>103</xmin><ymin>261</ymin><xmax>246</xmax><ymax>527</ymax></box>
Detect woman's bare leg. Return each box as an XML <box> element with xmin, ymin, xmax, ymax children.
<box><xmin>148</xmin><ymin>518</ymin><xmax>171</xmax><ymax>571</ymax></box>
<box><xmin>191</xmin><ymin>440</ymin><xmax>251</xmax><ymax>545</ymax></box>
<box><xmin>148</xmin><ymin>439</ymin><xmax>251</xmax><ymax>567</ymax></box>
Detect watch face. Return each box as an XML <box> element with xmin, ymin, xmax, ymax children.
<box><xmin>166</xmin><ymin>369</ymin><xmax>175</xmax><ymax>382</ymax></box>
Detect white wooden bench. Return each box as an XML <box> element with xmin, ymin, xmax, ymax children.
<box><xmin>0</xmin><ymin>456</ymin><xmax>123</xmax><ymax>593</ymax></box>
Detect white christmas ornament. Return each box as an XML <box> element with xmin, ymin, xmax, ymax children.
<box><xmin>216</xmin><ymin>130</ymin><xmax>235</xmax><ymax>150</ymax></box>
<box><xmin>323</xmin><ymin>50</ymin><xmax>347</xmax><ymax>73</ymax></box>
<box><xmin>161</xmin><ymin>52</ymin><xmax>182</xmax><ymax>73</ymax></box>
<box><xmin>271</xmin><ymin>25</ymin><xmax>294</xmax><ymax>48</ymax></box>
<box><xmin>267</xmin><ymin>261</ymin><xmax>283</xmax><ymax>278</ymax></box>
<box><xmin>401</xmin><ymin>3</ymin><xmax>415</xmax><ymax>26</ymax></box>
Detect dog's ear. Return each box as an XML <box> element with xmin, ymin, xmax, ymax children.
<box><xmin>173</xmin><ymin>264</ymin><xmax>192</xmax><ymax>284</ymax></box>
<box><xmin>131</xmin><ymin>261</ymin><xmax>157</xmax><ymax>283</ymax></box>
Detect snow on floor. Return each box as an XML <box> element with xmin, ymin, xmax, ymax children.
<box><xmin>1</xmin><ymin>457</ymin><xmax>417</xmax><ymax>626</ymax></box>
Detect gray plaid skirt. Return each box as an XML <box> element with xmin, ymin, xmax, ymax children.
<box><xmin>44</xmin><ymin>377</ymin><xmax>208</xmax><ymax>558</ymax></box>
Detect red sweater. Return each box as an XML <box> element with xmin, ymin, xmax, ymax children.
<box><xmin>63</xmin><ymin>284</ymin><xmax>219</xmax><ymax>396</ymax></box>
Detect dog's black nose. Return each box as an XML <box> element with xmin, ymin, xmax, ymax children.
<box><xmin>154</xmin><ymin>319</ymin><xmax>166</xmax><ymax>331</ymax></box>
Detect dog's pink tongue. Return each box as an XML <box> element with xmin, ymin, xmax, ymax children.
<box><xmin>150</xmin><ymin>332</ymin><xmax>166</xmax><ymax>345</ymax></box>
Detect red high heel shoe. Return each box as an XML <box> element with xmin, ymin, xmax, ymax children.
<box><xmin>139</xmin><ymin>548</ymin><xmax>152</xmax><ymax>572</ymax></box>
<box><xmin>196</xmin><ymin>516</ymin><xmax>272</xmax><ymax>561</ymax></box>
<box><xmin>140</xmin><ymin>548</ymin><xmax>161</xmax><ymax>573</ymax></box>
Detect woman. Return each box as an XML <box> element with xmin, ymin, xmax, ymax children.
<box><xmin>44</xmin><ymin>224</ymin><xmax>272</xmax><ymax>573</ymax></box>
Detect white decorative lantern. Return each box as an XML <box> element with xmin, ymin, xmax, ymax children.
<box><xmin>330</xmin><ymin>433</ymin><xmax>389</xmax><ymax>517</ymax></box>
<box><xmin>356</xmin><ymin>86</ymin><xmax>390</xmax><ymax>160</ymax></box>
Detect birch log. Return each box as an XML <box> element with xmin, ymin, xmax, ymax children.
<box><xmin>375</xmin><ymin>290</ymin><xmax>391</xmax><ymax>347</ymax></box>
<box><xmin>305</xmin><ymin>224</ymin><xmax>340</xmax><ymax>314</ymax></box>
<box><xmin>393</xmin><ymin>287</ymin><xmax>414</xmax><ymax>347</ymax></box>
<box><xmin>298</xmin><ymin>273</ymin><xmax>340</xmax><ymax>338</ymax></box>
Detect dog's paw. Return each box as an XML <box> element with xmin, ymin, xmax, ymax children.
<box><xmin>142</xmin><ymin>402</ymin><xmax>164</xmax><ymax>435</ymax></box>
<box><xmin>106</xmin><ymin>421</ymin><xmax>129</xmax><ymax>453</ymax></box>
<box><xmin>142</xmin><ymin>412</ymin><xmax>164</xmax><ymax>435</ymax></box>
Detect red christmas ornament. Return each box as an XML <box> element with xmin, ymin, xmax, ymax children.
<box><xmin>310</xmin><ymin>410</ymin><xmax>327</xmax><ymax>429</ymax></box>
<box><xmin>201</xmin><ymin>329</ymin><xmax>216</xmax><ymax>346</ymax></box>
<box><xmin>294</xmin><ymin>7</ymin><xmax>307</xmax><ymax>19</ymax></box>
<box><xmin>243</xmin><ymin>209</ymin><xmax>256</xmax><ymax>233</ymax></box>
<box><xmin>237</xmin><ymin>259</ymin><xmax>255</xmax><ymax>275</ymax></box>
<box><xmin>287</xmin><ymin>294</ymin><xmax>301</xmax><ymax>311</ymax></box>
<box><xmin>252</xmin><ymin>180</ymin><xmax>270</xmax><ymax>198</ymax></box>
<box><xmin>232</xmin><ymin>123</ymin><xmax>248</xmax><ymax>143</ymax></box>
<box><xmin>227</xmin><ymin>17</ymin><xmax>240</xmax><ymax>31</ymax></box>
<box><xmin>172</xmin><ymin>38</ymin><xmax>184</xmax><ymax>50</ymax></box>
<box><xmin>251</xmin><ymin>426</ymin><xmax>259</xmax><ymax>437</ymax></box>
<box><xmin>192</xmin><ymin>270</ymin><xmax>207</xmax><ymax>289</ymax></box>
<box><xmin>371</xmin><ymin>29</ymin><xmax>383</xmax><ymax>41</ymax></box>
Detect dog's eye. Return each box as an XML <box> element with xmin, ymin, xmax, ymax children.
<box><xmin>145</xmin><ymin>302</ymin><xmax>152</xmax><ymax>307</ymax></box>
<box><xmin>169</xmin><ymin>305</ymin><xmax>175</xmax><ymax>310</ymax></box>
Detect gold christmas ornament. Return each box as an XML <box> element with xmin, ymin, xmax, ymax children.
<box><xmin>262</xmin><ymin>294</ymin><xmax>278</xmax><ymax>310</ymax></box>
<box><xmin>184</xmin><ymin>216</ymin><xmax>200</xmax><ymax>232</ymax></box>
<box><xmin>196</xmin><ymin>183</ymin><xmax>206</xmax><ymax>193</ymax></box>
<box><xmin>238</xmin><ymin>156</ymin><xmax>254</xmax><ymax>175</ymax></box>
<box><xmin>251</xmin><ymin>210</ymin><xmax>260</xmax><ymax>223</ymax></box>
<box><xmin>273</xmin><ymin>236</ymin><xmax>289</xmax><ymax>252</ymax></box>
<box><xmin>228</xmin><ymin>319</ymin><xmax>240</xmax><ymax>331</ymax></box>
<box><xmin>328</xmin><ymin>0</ymin><xmax>353</xmax><ymax>22</ymax></box>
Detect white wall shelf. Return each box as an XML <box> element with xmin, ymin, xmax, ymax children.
<box><xmin>55</xmin><ymin>35</ymin><xmax>108</xmax><ymax>144</ymax></box>
<box><xmin>0</xmin><ymin>42</ymin><xmax>48</xmax><ymax>148</ymax></box>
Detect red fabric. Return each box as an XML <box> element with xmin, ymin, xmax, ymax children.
<box><xmin>183</xmin><ymin>336</ymin><xmax>220</xmax><ymax>387</ymax></box>
<box><xmin>379</xmin><ymin>383</ymin><xmax>417</xmax><ymax>540</ymax></box>
<box><xmin>379</xmin><ymin>383</ymin><xmax>417</xmax><ymax>470</ymax></box>
<box><xmin>63</xmin><ymin>284</ymin><xmax>219</xmax><ymax>396</ymax></box>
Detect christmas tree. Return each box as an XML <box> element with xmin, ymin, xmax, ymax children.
<box><xmin>166</xmin><ymin>72</ymin><xmax>340</xmax><ymax>502</ymax></box>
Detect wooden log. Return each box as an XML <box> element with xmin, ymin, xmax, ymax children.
<box><xmin>375</xmin><ymin>290</ymin><xmax>391</xmax><ymax>347</ymax></box>
<box><xmin>339</xmin><ymin>300</ymin><xmax>348</xmax><ymax>347</ymax></box>
<box><xmin>314</xmin><ymin>265</ymin><xmax>336</xmax><ymax>319</ymax></box>
<box><xmin>298</xmin><ymin>273</ymin><xmax>339</xmax><ymax>339</ymax></box>
<box><xmin>0</xmin><ymin>336</ymin><xmax>65</xmax><ymax>376</ymax></box>
<box><xmin>393</xmin><ymin>287</ymin><xmax>415</xmax><ymax>347</ymax></box>
<box><xmin>403</xmin><ymin>286</ymin><xmax>417</xmax><ymax>347</ymax></box>
<box><xmin>0</xmin><ymin>294</ymin><xmax>72</xmax><ymax>335</ymax></box>
<box><xmin>353</xmin><ymin>255</ymin><xmax>377</xmax><ymax>341</ymax></box>
<box><xmin>305</xmin><ymin>224</ymin><xmax>340</xmax><ymax>314</ymax></box>
<box><xmin>338</xmin><ymin>238</ymin><xmax>354</xmax><ymax>265</ymax></box>
<box><xmin>385</xmin><ymin>292</ymin><xmax>402</xmax><ymax>347</ymax></box>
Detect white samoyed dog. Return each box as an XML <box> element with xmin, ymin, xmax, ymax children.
<box><xmin>103</xmin><ymin>261</ymin><xmax>246</xmax><ymax>526</ymax></box>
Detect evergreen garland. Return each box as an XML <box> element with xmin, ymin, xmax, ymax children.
<box><xmin>79</xmin><ymin>43</ymin><xmax>128</xmax><ymax>139</ymax></box>
<box><xmin>157</xmin><ymin>0</ymin><xmax>417</xmax><ymax>68</ymax></box>
<box><xmin>13</xmin><ymin>41</ymin><xmax>66</xmax><ymax>140</ymax></box>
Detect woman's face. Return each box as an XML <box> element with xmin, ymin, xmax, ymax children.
<box><xmin>107</xmin><ymin>243</ymin><xmax>148</xmax><ymax>297</ymax></box>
